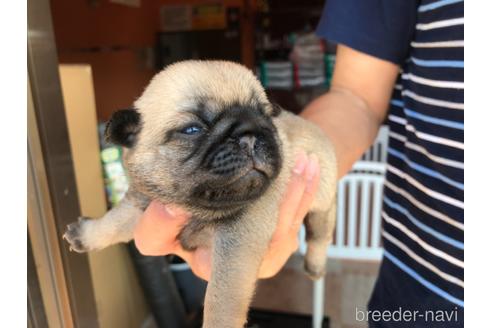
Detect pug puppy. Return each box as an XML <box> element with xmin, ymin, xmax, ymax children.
<box><xmin>64</xmin><ymin>60</ymin><xmax>337</xmax><ymax>328</ymax></box>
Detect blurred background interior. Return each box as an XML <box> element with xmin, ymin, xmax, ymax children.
<box><xmin>27</xmin><ymin>1</ymin><xmax>389</xmax><ymax>328</ymax></box>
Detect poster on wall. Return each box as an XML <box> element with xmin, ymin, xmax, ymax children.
<box><xmin>160</xmin><ymin>3</ymin><xmax>226</xmax><ymax>32</ymax></box>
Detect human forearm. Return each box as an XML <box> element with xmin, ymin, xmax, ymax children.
<box><xmin>301</xmin><ymin>45</ymin><xmax>399</xmax><ymax>178</ymax></box>
<box><xmin>301</xmin><ymin>87</ymin><xmax>383</xmax><ymax>178</ymax></box>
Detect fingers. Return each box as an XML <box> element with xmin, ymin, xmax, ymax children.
<box><xmin>133</xmin><ymin>200</ymin><xmax>190</xmax><ymax>256</ymax></box>
<box><xmin>271</xmin><ymin>151</ymin><xmax>310</xmax><ymax>243</ymax></box>
<box><xmin>259</xmin><ymin>152</ymin><xmax>320</xmax><ymax>279</ymax></box>
<box><xmin>171</xmin><ymin>246</ymin><xmax>212</xmax><ymax>281</ymax></box>
<box><xmin>190</xmin><ymin>247</ymin><xmax>212</xmax><ymax>281</ymax></box>
<box><xmin>258</xmin><ymin>235</ymin><xmax>298</xmax><ymax>279</ymax></box>
<box><xmin>133</xmin><ymin>200</ymin><xmax>213</xmax><ymax>281</ymax></box>
<box><xmin>291</xmin><ymin>155</ymin><xmax>320</xmax><ymax>235</ymax></box>
<box><xmin>271</xmin><ymin>152</ymin><xmax>320</xmax><ymax>244</ymax></box>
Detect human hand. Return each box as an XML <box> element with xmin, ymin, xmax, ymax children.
<box><xmin>133</xmin><ymin>151</ymin><xmax>320</xmax><ymax>281</ymax></box>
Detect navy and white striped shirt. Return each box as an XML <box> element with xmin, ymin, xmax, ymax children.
<box><xmin>317</xmin><ymin>0</ymin><xmax>463</xmax><ymax>325</ymax></box>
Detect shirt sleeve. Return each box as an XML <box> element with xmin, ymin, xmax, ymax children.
<box><xmin>316</xmin><ymin>0</ymin><xmax>419</xmax><ymax>65</ymax></box>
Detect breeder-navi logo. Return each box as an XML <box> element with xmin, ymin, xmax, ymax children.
<box><xmin>355</xmin><ymin>307</ymin><xmax>459</xmax><ymax>323</ymax></box>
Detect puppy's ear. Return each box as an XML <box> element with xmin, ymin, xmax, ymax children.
<box><xmin>270</xmin><ymin>102</ymin><xmax>283</xmax><ymax>117</ymax></box>
<box><xmin>105</xmin><ymin>109</ymin><xmax>141</xmax><ymax>148</ymax></box>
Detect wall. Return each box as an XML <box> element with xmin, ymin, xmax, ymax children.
<box><xmin>50</xmin><ymin>0</ymin><xmax>255</xmax><ymax>121</ymax></box>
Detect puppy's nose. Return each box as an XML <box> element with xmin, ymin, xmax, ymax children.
<box><xmin>239</xmin><ymin>135</ymin><xmax>256</xmax><ymax>155</ymax></box>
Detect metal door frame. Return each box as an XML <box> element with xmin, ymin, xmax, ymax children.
<box><xmin>27</xmin><ymin>0</ymin><xmax>99</xmax><ymax>326</ymax></box>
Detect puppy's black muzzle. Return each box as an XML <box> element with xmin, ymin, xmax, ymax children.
<box><xmin>195</xmin><ymin>105</ymin><xmax>281</xmax><ymax>206</ymax></box>
<box><xmin>205</xmin><ymin>108</ymin><xmax>279</xmax><ymax>177</ymax></box>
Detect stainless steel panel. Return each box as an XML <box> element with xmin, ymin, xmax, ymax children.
<box><xmin>27</xmin><ymin>234</ymin><xmax>49</xmax><ymax>328</ymax></box>
<box><xmin>27</xmin><ymin>0</ymin><xmax>99</xmax><ymax>326</ymax></box>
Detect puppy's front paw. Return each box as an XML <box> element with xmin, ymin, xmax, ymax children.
<box><xmin>304</xmin><ymin>259</ymin><xmax>326</xmax><ymax>281</ymax></box>
<box><xmin>63</xmin><ymin>216</ymin><xmax>92</xmax><ymax>253</ymax></box>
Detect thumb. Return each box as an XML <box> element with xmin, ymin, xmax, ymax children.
<box><xmin>134</xmin><ymin>200</ymin><xmax>190</xmax><ymax>255</ymax></box>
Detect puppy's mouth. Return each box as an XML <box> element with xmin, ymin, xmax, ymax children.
<box><xmin>191</xmin><ymin>167</ymin><xmax>271</xmax><ymax>210</ymax></box>
<box><xmin>222</xmin><ymin>167</ymin><xmax>268</xmax><ymax>190</ymax></box>
<box><xmin>211</xmin><ymin>159</ymin><xmax>269</xmax><ymax>186</ymax></box>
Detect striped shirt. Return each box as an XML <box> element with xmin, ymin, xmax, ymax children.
<box><xmin>317</xmin><ymin>0</ymin><xmax>463</xmax><ymax>325</ymax></box>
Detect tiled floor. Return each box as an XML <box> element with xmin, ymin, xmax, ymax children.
<box><xmin>251</xmin><ymin>254</ymin><xmax>381</xmax><ymax>328</ymax></box>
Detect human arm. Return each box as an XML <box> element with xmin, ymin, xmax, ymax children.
<box><xmin>302</xmin><ymin>44</ymin><xmax>400</xmax><ymax>177</ymax></box>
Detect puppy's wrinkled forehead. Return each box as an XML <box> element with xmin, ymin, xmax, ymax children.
<box><xmin>134</xmin><ymin>61</ymin><xmax>271</xmax><ymax>134</ymax></box>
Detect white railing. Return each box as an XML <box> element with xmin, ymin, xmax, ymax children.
<box><xmin>361</xmin><ymin>125</ymin><xmax>389</xmax><ymax>163</ymax></box>
<box><xmin>329</xmin><ymin>161</ymin><xmax>385</xmax><ymax>260</ymax></box>
<box><xmin>298</xmin><ymin>161</ymin><xmax>386</xmax><ymax>261</ymax></box>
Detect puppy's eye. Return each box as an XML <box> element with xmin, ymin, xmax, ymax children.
<box><xmin>180</xmin><ymin>125</ymin><xmax>203</xmax><ymax>135</ymax></box>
